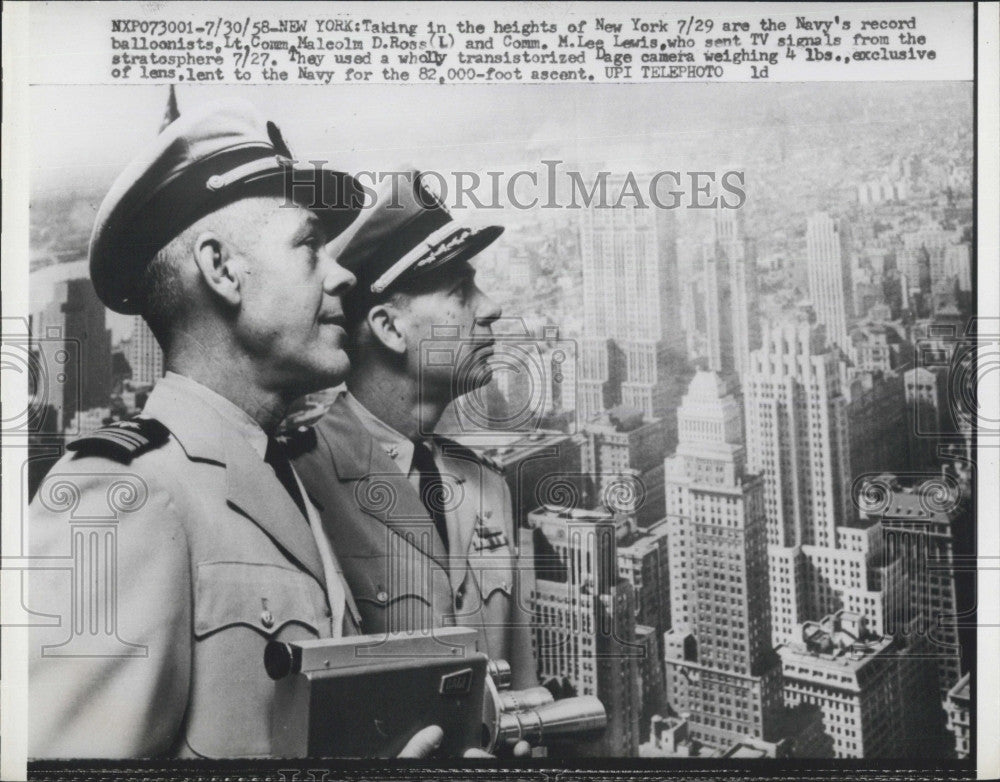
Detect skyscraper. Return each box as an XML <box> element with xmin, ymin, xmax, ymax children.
<box><xmin>33</xmin><ymin>277</ymin><xmax>112</xmax><ymax>431</ymax></box>
<box><xmin>743</xmin><ymin>308</ymin><xmax>904</xmax><ymax>647</ymax></box>
<box><xmin>778</xmin><ymin>612</ymin><xmax>909</xmax><ymax>759</ymax></box>
<box><xmin>744</xmin><ymin>308</ymin><xmax>852</xmax><ymax>552</ymax></box>
<box><xmin>617</xmin><ymin>519</ymin><xmax>671</xmax><ymax>727</ymax></box>
<box><xmin>902</xmin><ymin>224</ymin><xmax>952</xmax><ymax>295</ymax></box>
<box><xmin>860</xmin><ymin>475</ymin><xmax>964</xmax><ymax>700</ymax></box>
<box><xmin>128</xmin><ymin>315</ymin><xmax>165</xmax><ymax>387</ymax></box>
<box><xmin>582</xmin><ymin>406</ymin><xmax>669</xmax><ymax>527</ymax></box>
<box><xmin>578</xmin><ymin>175</ymin><xmax>689</xmax><ymax>428</ymax></box>
<box><xmin>663</xmin><ymin>371</ymin><xmax>782</xmax><ymax>750</ymax></box>
<box><xmin>806</xmin><ymin>213</ymin><xmax>853</xmax><ymax>355</ymax></box>
<box><xmin>703</xmin><ymin>208</ymin><xmax>758</xmax><ymax>379</ymax></box>
<box><xmin>616</xmin><ymin>518</ymin><xmax>670</xmax><ymax>637</ymax></box>
<box><xmin>846</xmin><ymin>370</ymin><xmax>910</xmax><ymax>478</ymax></box>
<box><xmin>528</xmin><ymin>505</ymin><xmax>642</xmax><ymax>756</ymax></box>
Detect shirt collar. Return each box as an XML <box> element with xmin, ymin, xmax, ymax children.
<box><xmin>160</xmin><ymin>371</ymin><xmax>269</xmax><ymax>460</ymax></box>
<box><xmin>342</xmin><ymin>390</ymin><xmax>427</xmax><ymax>476</ymax></box>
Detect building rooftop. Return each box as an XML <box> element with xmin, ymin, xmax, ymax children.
<box><xmin>583</xmin><ymin>406</ymin><xmax>650</xmax><ymax>434</ymax></box>
<box><xmin>780</xmin><ymin>611</ymin><xmax>894</xmax><ymax>670</ymax></box>
<box><xmin>617</xmin><ymin>530</ymin><xmax>665</xmax><ymax>555</ymax></box>
<box><xmin>857</xmin><ymin>473</ymin><xmax>959</xmax><ymax>524</ymax></box>
<box><xmin>686</xmin><ymin>370</ymin><xmax>731</xmax><ymax>401</ymax></box>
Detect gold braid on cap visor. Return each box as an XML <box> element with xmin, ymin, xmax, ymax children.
<box><xmin>370</xmin><ymin>224</ymin><xmax>473</xmax><ymax>294</ymax></box>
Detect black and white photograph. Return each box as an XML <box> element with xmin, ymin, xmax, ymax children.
<box><xmin>1</xmin><ymin>2</ymin><xmax>995</xmax><ymax>780</ymax></box>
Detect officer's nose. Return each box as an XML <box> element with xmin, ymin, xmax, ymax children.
<box><xmin>475</xmin><ymin>289</ymin><xmax>502</xmax><ymax>327</ymax></box>
<box><xmin>323</xmin><ymin>250</ymin><xmax>356</xmax><ymax>298</ymax></box>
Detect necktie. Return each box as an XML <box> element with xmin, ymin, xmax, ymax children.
<box><xmin>410</xmin><ymin>438</ymin><xmax>450</xmax><ymax>552</ymax></box>
<box><xmin>265</xmin><ymin>436</ymin><xmax>308</xmax><ymax>521</ymax></box>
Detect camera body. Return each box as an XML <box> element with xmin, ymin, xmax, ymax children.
<box><xmin>265</xmin><ymin>627</ymin><xmax>607</xmax><ymax>758</ymax></box>
<box><xmin>266</xmin><ymin>627</ymin><xmax>487</xmax><ymax>758</ymax></box>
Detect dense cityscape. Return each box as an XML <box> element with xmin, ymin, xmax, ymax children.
<box><xmin>26</xmin><ymin>82</ymin><xmax>974</xmax><ymax>758</ymax></box>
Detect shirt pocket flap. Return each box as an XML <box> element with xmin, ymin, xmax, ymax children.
<box><xmin>475</xmin><ymin>562</ymin><xmax>514</xmax><ymax>602</ymax></box>
<box><xmin>348</xmin><ymin>555</ymin><xmax>442</xmax><ymax>609</ymax></box>
<box><xmin>194</xmin><ymin>561</ymin><xmax>323</xmax><ymax>639</ymax></box>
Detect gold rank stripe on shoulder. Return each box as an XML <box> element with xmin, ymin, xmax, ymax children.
<box><xmin>66</xmin><ymin>418</ymin><xmax>171</xmax><ymax>463</ymax></box>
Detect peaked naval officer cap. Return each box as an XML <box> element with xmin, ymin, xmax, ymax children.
<box><xmin>337</xmin><ymin>170</ymin><xmax>503</xmax><ymax>314</ymax></box>
<box><xmin>89</xmin><ymin>99</ymin><xmax>365</xmax><ymax>314</ymax></box>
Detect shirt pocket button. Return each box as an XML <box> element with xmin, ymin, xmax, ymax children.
<box><xmin>260</xmin><ymin>609</ymin><xmax>275</xmax><ymax>629</ymax></box>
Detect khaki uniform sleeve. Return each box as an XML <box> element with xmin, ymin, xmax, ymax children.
<box><xmin>28</xmin><ymin>460</ymin><xmax>192</xmax><ymax>758</ymax></box>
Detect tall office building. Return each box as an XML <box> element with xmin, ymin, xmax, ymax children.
<box><xmin>902</xmin><ymin>224</ymin><xmax>951</xmax><ymax>294</ymax></box>
<box><xmin>33</xmin><ymin>277</ymin><xmax>112</xmax><ymax>431</ymax></box>
<box><xmin>578</xmin><ymin>175</ymin><xmax>690</xmax><ymax>426</ymax></box>
<box><xmin>903</xmin><ymin>367</ymin><xmax>946</xmax><ymax>469</ymax></box>
<box><xmin>528</xmin><ymin>505</ymin><xmax>642</xmax><ymax>756</ymax></box>
<box><xmin>703</xmin><ymin>209</ymin><xmax>758</xmax><ymax>379</ymax></box>
<box><xmin>860</xmin><ymin>475</ymin><xmax>964</xmax><ymax>700</ymax></box>
<box><xmin>944</xmin><ymin>243</ymin><xmax>972</xmax><ymax>292</ymax></box>
<box><xmin>806</xmin><ymin>213</ymin><xmax>854</xmax><ymax>355</ymax></box>
<box><xmin>744</xmin><ymin>309</ymin><xmax>852</xmax><ymax>552</ymax></box>
<box><xmin>778</xmin><ymin>612</ymin><xmax>909</xmax><ymax>759</ymax></box>
<box><xmin>634</xmin><ymin>623</ymin><xmax>666</xmax><ymax>730</ymax></box>
<box><xmin>677</xmin><ymin>235</ymin><xmax>706</xmax><ymax>362</ymax></box>
<box><xmin>582</xmin><ymin>407</ymin><xmax>669</xmax><ymax>527</ymax></box>
<box><xmin>846</xmin><ymin>370</ymin><xmax>910</xmax><ymax>479</ymax></box>
<box><xmin>617</xmin><ymin>518</ymin><xmax>670</xmax><ymax>637</ymax></box>
<box><xmin>128</xmin><ymin>315</ymin><xmax>165</xmax><ymax>387</ymax></box>
<box><xmin>663</xmin><ymin>371</ymin><xmax>783</xmax><ymax>750</ymax></box>
<box><xmin>743</xmin><ymin>308</ymin><xmax>904</xmax><ymax>647</ymax></box>
<box><xmin>617</xmin><ymin>519</ymin><xmax>671</xmax><ymax>727</ymax></box>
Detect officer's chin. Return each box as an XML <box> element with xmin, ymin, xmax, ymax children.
<box><xmin>305</xmin><ymin>353</ymin><xmax>352</xmax><ymax>393</ymax></box>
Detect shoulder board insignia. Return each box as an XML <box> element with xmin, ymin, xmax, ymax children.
<box><xmin>433</xmin><ymin>435</ymin><xmax>503</xmax><ymax>471</ymax></box>
<box><xmin>66</xmin><ymin>418</ymin><xmax>170</xmax><ymax>464</ymax></box>
<box><xmin>274</xmin><ymin>425</ymin><xmax>318</xmax><ymax>458</ymax></box>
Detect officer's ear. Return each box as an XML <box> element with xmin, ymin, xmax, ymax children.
<box><xmin>192</xmin><ymin>232</ymin><xmax>241</xmax><ymax>307</ymax></box>
<box><xmin>366</xmin><ymin>300</ymin><xmax>408</xmax><ymax>355</ymax></box>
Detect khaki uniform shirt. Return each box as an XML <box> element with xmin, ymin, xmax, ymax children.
<box><xmin>28</xmin><ymin>373</ymin><xmax>359</xmax><ymax>758</ymax></box>
<box><xmin>293</xmin><ymin>392</ymin><xmax>538</xmax><ymax>690</ymax></box>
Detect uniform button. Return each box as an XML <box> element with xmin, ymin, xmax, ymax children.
<box><xmin>376</xmin><ymin>590</ymin><xmax>389</xmax><ymax>603</ymax></box>
<box><xmin>260</xmin><ymin>610</ymin><xmax>275</xmax><ymax>629</ymax></box>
